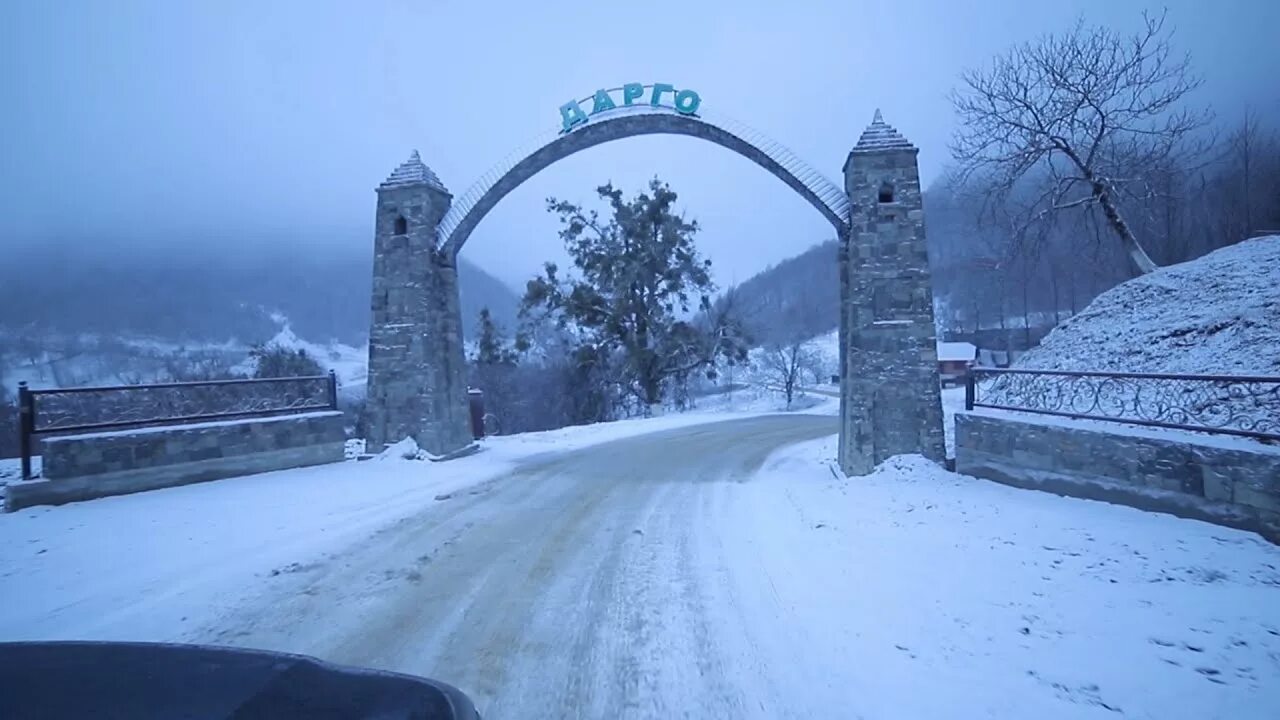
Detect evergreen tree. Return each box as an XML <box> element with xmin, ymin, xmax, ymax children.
<box><xmin>522</xmin><ymin>178</ymin><xmax>746</xmax><ymax>409</ymax></box>
<box><xmin>249</xmin><ymin>343</ymin><xmax>324</xmax><ymax>378</ymax></box>
<box><xmin>473</xmin><ymin>308</ymin><xmax>517</xmax><ymax>366</ymax></box>
<box><xmin>469</xmin><ymin>307</ymin><xmax>519</xmax><ymax>434</ymax></box>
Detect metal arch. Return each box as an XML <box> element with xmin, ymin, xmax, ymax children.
<box><xmin>436</xmin><ymin>105</ymin><xmax>850</xmax><ymax>258</ymax></box>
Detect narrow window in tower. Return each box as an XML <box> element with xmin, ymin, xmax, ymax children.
<box><xmin>394</xmin><ymin>215</ymin><xmax>408</xmax><ymax>235</ymax></box>
<box><xmin>878</xmin><ymin>182</ymin><xmax>894</xmax><ymax>204</ymax></box>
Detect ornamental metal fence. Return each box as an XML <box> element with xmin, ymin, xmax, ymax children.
<box><xmin>965</xmin><ymin>368</ymin><xmax>1280</xmax><ymax>442</ymax></box>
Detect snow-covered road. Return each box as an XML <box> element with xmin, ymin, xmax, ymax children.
<box><xmin>187</xmin><ymin>415</ymin><xmax>843</xmax><ymax>718</ymax></box>
<box><xmin>2</xmin><ymin>412</ymin><xmax>1278</xmax><ymax>718</ymax></box>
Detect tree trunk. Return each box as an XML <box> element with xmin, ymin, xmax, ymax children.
<box><xmin>642</xmin><ymin>375</ymin><xmax>662</xmax><ymax>407</ymax></box>
<box><xmin>1242</xmin><ymin>113</ymin><xmax>1254</xmax><ymax>237</ymax></box>
<box><xmin>1048</xmin><ymin>262</ymin><xmax>1062</xmax><ymax>325</ymax></box>
<box><xmin>1020</xmin><ymin>264</ymin><xmax>1032</xmax><ymax>348</ymax></box>
<box><xmin>1094</xmin><ymin>182</ymin><xmax>1159</xmax><ymax>276</ymax></box>
<box><xmin>1067</xmin><ymin>260</ymin><xmax>1078</xmax><ymax>316</ymax></box>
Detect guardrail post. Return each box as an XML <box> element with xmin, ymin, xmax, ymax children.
<box><xmin>467</xmin><ymin>388</ymin><xmax>485</xmax><ymax>440</ymax></box>
<box><xmin>326</xmin><ymin>371</ymin><xmax>338</xmax><ymax>410</ymax></box>
<box><xmin>18</xmin><ymin>382</ymin><xmax>34</xmax><ymax>480</ymax></box>
<box><xmin>964</xmin><ymin>370</ymin><xmax>975</xmax><ymax>411</ymax></box>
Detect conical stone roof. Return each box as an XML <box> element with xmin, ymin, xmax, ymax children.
<box><xmin>851</xmin><ymin>109</ymin><xmax>915</xmax><ymax>153</ymax></box>
<box><xmin>380</xmin><ymin>150</ymin><xmax>448</xmax><ymax>192</ymax></box>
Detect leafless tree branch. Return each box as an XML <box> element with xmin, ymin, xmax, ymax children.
<box><xmin>950</xmin><ymin>10</ymin><xmax>1212</xmax><ymax>276</ymax></box>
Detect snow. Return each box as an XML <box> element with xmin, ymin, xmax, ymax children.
<box><xmin>808</xmin><ymin>327</ymin><xmax>841</xmax><ymax>370</ymax></box>
<box><xmin>1016</xmin><ymin>236</ymin><xmax>1280</xmax><ymax>376</ymax></box>
<box><xmin>377</xmin><ymin>436</ymin><xmax>426</xmax><ymax>460</ymax></box>
<box><xmin>0</xmin><ymin>408</ymin><xmax>805</xmax><ymax>643</ymax></box>
<box><xmin>852</xmin><ymin>109</ymin><xmax>915</xmax><ymax>151</ymax></box>
<box><xmin>380</xmin><ymin>149</ymin><xmax>447</xmax><ymax>191</ymax></box>
<box><xmin>710</xmin><ymin>437</ymin><xmax>1280</xmax><ymax>718</ymax></box>
<box><xmin>242</xmin><ymin>324</ymin><xmax>367</xmax><ymax>397</ymax></box>
<box><xmin>979</xmin><ymin>237</ymin><xmax>1280</xmax><ymax>446</ymax></box>
<box><xmin>1</xmin><ymin>409</ymin><xmax>1277</xmax><ymax>716</ymax></box>
<box><xmin>964</xmin><ymin>406</ymin><xmax>1280</xmax><ymax>455</ymax></box>
<box><xmin>718</xmin><ymin>328</ymin><xmax>964</xmax><ymax>456</ymax></box>
<box><xmin>689</xmin><ymin>383</ymin><xmax>839</xmax><ymax>416</ymax></box>
<box><xmin>483</xmin><ymin>398</ymin><xmax>835</xmax><ymax>454</ymax></box>
<box><xmin>0</xmin><ymin>320</ymin><xmax>367</xmax><ymax>396</ymax></box>
<box><xmin>0</xmin><ymin>332</ymin><xmax>244</xmax><ymax>391</ymax></box>
<box><xmin>941</xmin><ymin>385</ymin><xmax>965</xmax><ymax>457</ymax></box>
<box><xmin>937</xmin><ymin>340</ymin><xmax>977</xmax><ymax>362</ymax></box>
<box><xmin>0</xmin><ymin>454</ymin><xmax>517</xmax><ymax>644</ymax></box>
<box><xmin>0</xmin><ymin>456</ymin><xmax>40</xmax><ymax>502</ymax></box>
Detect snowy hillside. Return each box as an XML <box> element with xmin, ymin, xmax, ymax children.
<box><xmin>1</xmin><ymin>333</ymin><xmax>245</xmax><ymax>390</ymax></box>
<box><xmin>713</xmin><ymin>239</ymin><xmax>840</xmax><ymax>347</ymax></box>
<box><xmin>1</xmin><ymin>323</ymin><xmax>366</xmax><ymax>395</ymax></box>
<box><xmin>1015</xmin><ymin>236</ymin><xmax>1280</xmax><ymax>376</ymax></box>
<box><xmin>235</xmin><ymin>325</ymin><xmax>367</xmax><ymax>398</ymax></box>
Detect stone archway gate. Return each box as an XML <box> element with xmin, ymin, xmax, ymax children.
<box><xmin>364</xmin><ymin>85</ymin><xmax>945</xmax><ymax>475</ymax></box>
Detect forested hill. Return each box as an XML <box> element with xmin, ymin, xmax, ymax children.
<box><xmin>721</xmin><ymin>239</ymin><xmax>840</xmax><ymax>347</ymax></box>
<box><xmin>0</xmin><ymin>242</ymin><xmax>519</xmax><ymax>345</ymax></box>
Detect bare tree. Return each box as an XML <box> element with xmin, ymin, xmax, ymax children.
<box><xmin>950</xmin><ymin>11</ymin><xmax>1210</xmax><ymax>276</ymax></box>
<box><xmin>761</xmin><ymin>338</ymin><xmax>820</xmax><ymax>409</ymax></box>
<box><xmin>1224</xmin><ymin>109</ymin><xmax>1280</xmax><ymax>240</ymax></box>
<box><xmin>1238</xmin><ymin>110</ymin><xmax>1257</xmax><ymax>236</ymax></box>
<box><xmin>0</xmin><ymin>379</ymin><xmax>15</xmax><ymax>459</ymax></box>
<box><xmin>155</xmin><ymin>348</ymin><xmax>243</xmax><ymax>382</ymax></box>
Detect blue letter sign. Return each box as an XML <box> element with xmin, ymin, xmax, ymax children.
<box><xmin>674</xmin><ymin>89</ymin><xmax>701</xmax><ymax>115</ymax></box>
<box><xmin>590</xmin><ymin>89</ymin><xmax>616</xmax><ymax>115</ymax></box>
<box><xmin>649</xmin><ymin>83</ymin><xmax>674</xmax><ymax>106</ymax></box>
<box><xmin>559</xmin><ymin>100</ymin><xmax>589</xmax><ymax>132</ymax></box>
<box><xmin>561</xmin><ymin>83</ymin><xmax>702</xmax><ymax>132</ymax></box>
<box><xmin>622</xmin><ymin>83</ymin><xmax>645</xmax><ymax>106</ymax></box>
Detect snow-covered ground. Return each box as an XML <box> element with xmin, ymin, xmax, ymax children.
<box><xmin>980</xmin><ymin>236</ymin><xmax>1280</xmax><ymax>446</ymax></box>
<box><xmin>238</xmin><ymin>324</ymin><xmax>368</xmax><ymax>398</ymax></box>
<box><xmin>688</xmin><ymin>382</ymin><xmax>838</xmax><ymax>415</ymax></box>
<box><xmin>1</xmin><ymin>414</ymin><xmax>1275</xmax><ymax>718</ymax></box>
<box><xmin>0</xmin><ymin>333</ymin><xmax>245</xmax><ymax>390</ymax></box>
<box><xmin>713</xmin><ymin>437</ymin><xmax>1280</xmax><ymax>718</ymax></box>
<box><xmin>1016</xmin><ymin>236</ymin><xmax>1280</xmax><ymax>376</ymax></box>
<box><xmin>0</xmin><ymin>321</ymin><xmax>366</xmax><ymax>393</ymax></box>
<box><xmin>0</xmin><ymin>405</ymin><xmax>824</xmax><ymax>641</ymax></box>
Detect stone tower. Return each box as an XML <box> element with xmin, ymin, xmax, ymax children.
<box><xmin>838</xmin><ymin>111</ymin><xmax>946</xmax><ymax>475</ymax></box>
<box><xmin>365</xmin><ymin>151</ymin><xmax>472</xmax><ymax>455</ymax></box>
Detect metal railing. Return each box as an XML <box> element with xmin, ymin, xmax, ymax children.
<box><xmin>964</xmin><ymin>367</ymin><xmax>1280</xmax><ymax>441</ymax></box>
<box><xmin>16</xmin><ymin>372</ymin><xmax>338</xmax><ymax>480</ymax></box>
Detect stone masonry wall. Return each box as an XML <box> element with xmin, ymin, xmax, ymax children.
<box><xmin>839</xmin><ymin>140</ymin><xmax>946</xmax><ymax>475</ymax></box>
<box><xmin>955</xmin><ymin>411</ymin><xmax>1280</xmax><ymax>543</ymax></box>
<box><xmin>7</xmin><ymin>411</ymin><xmax>345</xmax><ymax>511</ymax></box>
<box><xmin>365</xmin><ymin>173</ymin><xmax>472</xmax><ymax>455</ymax></box>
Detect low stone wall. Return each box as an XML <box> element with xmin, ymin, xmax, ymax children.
<box><xmin>6</xmin><ymin>411</ymin><xmax>345</xmax><ymax>512</ymax></box>
<box><xmin>955</xmin><ymin>410</ymin><xmax>1280</xmax><ymax>543</ymax></box>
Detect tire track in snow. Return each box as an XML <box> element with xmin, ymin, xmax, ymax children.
<box><xmin>184</xmin><ymin>414</ymin><xmax>837</xmax><ymax>718</ymax></box>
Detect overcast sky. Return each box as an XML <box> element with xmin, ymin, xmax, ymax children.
<box><xmin>3</xmin><ymin>0</ymin><xmax>1277</xmax><ymax>289</ymax></box>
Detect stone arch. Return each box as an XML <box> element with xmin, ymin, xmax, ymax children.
<box><xmin>365</xmin><ymin>108</ymin><xmax>946</xmax><ymax>475</ymax></box>
<box><xmin>436</xmin><ymin>106</ymin><xmax>852</xmax><ymax>260</ymax></box>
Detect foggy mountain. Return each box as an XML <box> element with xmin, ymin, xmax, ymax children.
<box><xmin>0</xmin><ymin>242</ymin><xmax>520</xmax><ymax>346</ymax></box>
<box><xmin>722</xmin><ymin>239</ymin><xmax>841</xmax><ymax>347</ymax></box>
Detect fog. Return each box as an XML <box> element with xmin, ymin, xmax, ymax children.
<box><xmin>3</xmin><ymin>0</ymin><xmax>1276</xmax><ymax>289</ymax></box>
